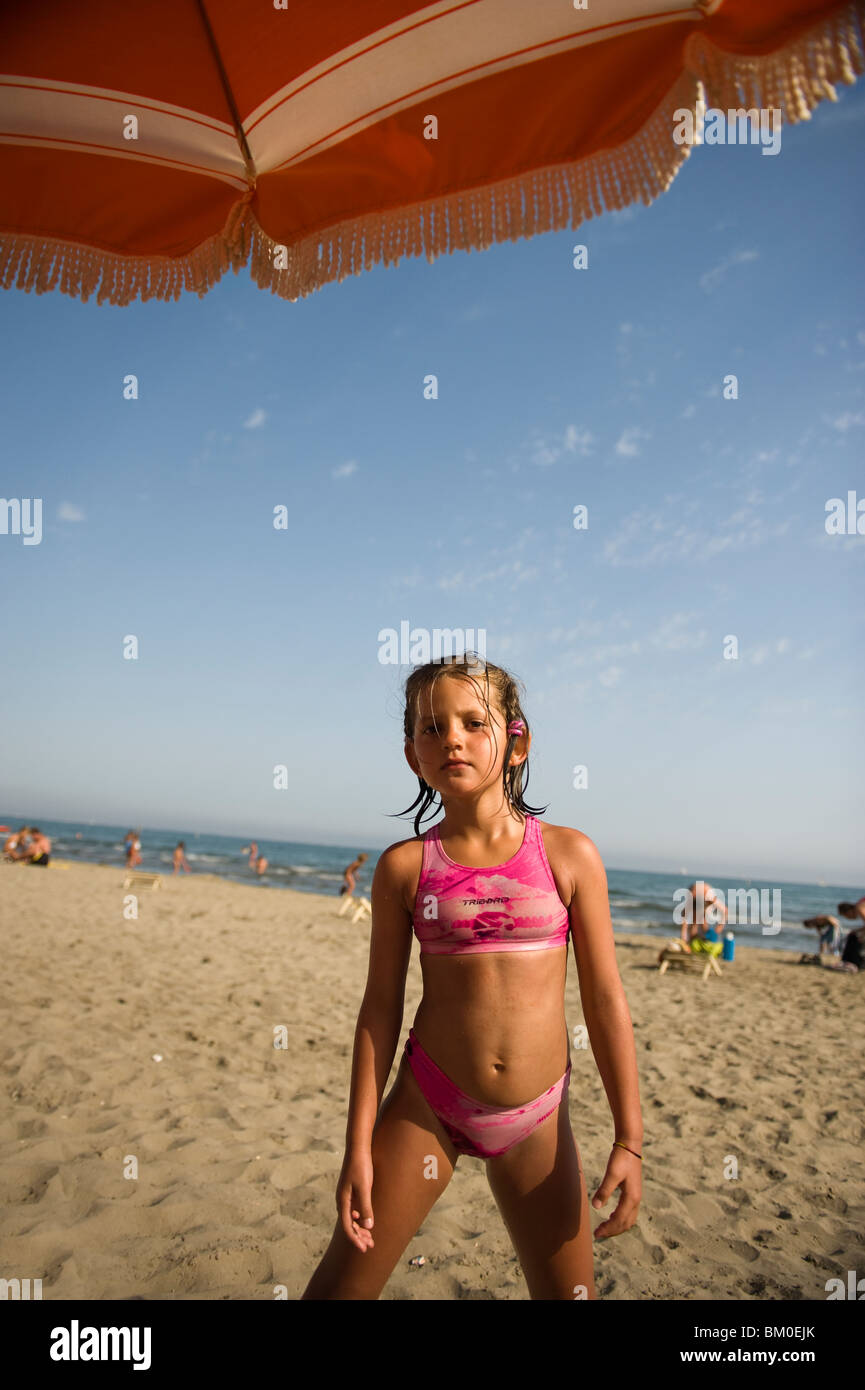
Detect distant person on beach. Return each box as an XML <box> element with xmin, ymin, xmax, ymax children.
<box><xmin>242</xmin><ymin>842</ymin><xmax>258</xmax><ymax>868</ymax></box>
<box><xmin>22</xmin><ymin>828</ymin><xmax>51</xmax><ymax>866</ymax></box>
<box><xmin>173</xmin><ymin>841</ymin><xmax>190</xmax><ymax>874</ymax></box>
<box><xmin>124</xmin><ymin>831</ymin><xmax>142</xmax><ymax>869</ymax></box>
<box><xmin>255</xmin><ymin>854</ymin><xmax>268</xmax><ymax>876</ymax></box>
<box><xmin>838</xmin><ymin>897</ymin><xmax>865</xmax><ymax>927</ymax></box>
<box><xmin>3</xmin><ymin>826</ymin><xmax>30</xmax><ymax>861</ymax></box>
<box><xmin>339</xmin><ymin>852</ymin><xmax>369</xmax><ymax>897</ymax></box>
<box><xmin>302</xmin><ymin>654</ymin><xmax>641</xmax><ymax>1302</ymax></box>
<box><xmin>840</xmin><ymin>923</ymin><xmax>865</xmax><ymax>971</ymax></box>
<box><xmin>837</xmin><ymin>899</ymin><xmax>865</xmax><ymax>971</ymax></box>
<box><xmin>802</xmin><ymin>915</ymin><xmax>842</xmax><ymax>956</ymax></box>
<box><xmin>680</xmin><ymin>880</ymin><xmax>727</xmax><ymax>955</ymax></box>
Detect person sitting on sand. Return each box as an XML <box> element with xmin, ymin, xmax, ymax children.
<box><xmin>339</xmin><ymin>852</ymin><xmax>369</xmax><ymax>897</ymax></box>
<box><xmin>3</xmin><ymin>826</ymin><xmax>30</xmax><ymax>861</ymax></box>
<box><xmin>838</xmin><ymin>897</ymin><xmax>865</xmax><ymax>927</ymax></box>
<box><xmin>802</xmin><ymin>915</ymin><xmax>842</xmax><ymax>957</ymax></box>
<box><xmin>839</xmin><ymin>904</ymin><xmax>865</xmax><ymax>973</ymax></box>
<box><xmin>173</xmin><ymin>841</ymin><xmax>190</xmax><ymax>874</ymax></box>
<box><xmin>680</xmin><ymin>880</ymin><xmax>727</xmax><ymax>955</ymax></box>
<box><xmin>22</xmin><ymin>827</ymin><xmax>51</xmax><ymax>866</ymax></box>
<box><xmin>302</xmin><ymin>654</ymin><xmax>641</xmax><ymax>1302</ymax></box>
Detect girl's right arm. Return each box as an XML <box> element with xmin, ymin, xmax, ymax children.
<box><xmin>339</xmin><ymin>842</ymin><xmax>413</xmax><ymax>1252</ymax></box>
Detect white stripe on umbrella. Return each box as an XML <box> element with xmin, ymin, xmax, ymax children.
<box><xmin>248</xmin><ymin>0</ymin><xmax>711</xmax><ymax>173</ymax></box>
<box><xmin>0</xmin><ymin>74</ymin><xmax>248</xmax><ymax>188</ymax></box>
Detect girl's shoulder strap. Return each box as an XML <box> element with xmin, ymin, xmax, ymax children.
<box><xmin>417</xmin><ymin>820</ymin><xmax>441</xmax><ymax>880</ymax></box>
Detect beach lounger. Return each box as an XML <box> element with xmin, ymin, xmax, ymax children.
<box><xmin>657</xmin><ymin>938</ymin><xmax>723</xmax><ymax>982</ymax></box>
<box><xmin>336</xmin><ymin>894</ymin><xmax>371</xmax><ymax>923</ymax></box>
<box><xmin>123</xmin><ymin>872</ymin><xmax>163</xmax><ymax>891</ymax></box>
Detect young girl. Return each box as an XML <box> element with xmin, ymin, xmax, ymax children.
<box><xmin>302</xmin><ymin>654</ymin><xmax>642</xmax><ymax>1300</ymax></box>
<box><xmin>172</xmin><ymin>841</ymin><xmax>190</xmax><ymax>874</ymax></box>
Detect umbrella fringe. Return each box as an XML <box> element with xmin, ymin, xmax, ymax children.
<box><xmin>684</xmin><ymin>0</ymin><xmax>864</xmax><ymax>118</ymax></box>
<box><xmin>0</xmin><ymin>0</ymin><xmax>861</xmax><ymax>306</ymax></box>
<box><xmin>245</xmin><ymin>65</ymin><xmax>701</xmax><ymax>303</ymax></box>
<box><xmin>0</xmin><ymin>223</ymin><xmax>249</xmax><ymax>306</ymax></box>
<box><xmin>240</xmin><ymin>0</ymin><xmax>865</xmax><ymax>303</ymax></box>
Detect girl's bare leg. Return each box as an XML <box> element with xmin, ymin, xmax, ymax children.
<box><xmin>485</xmin><ymin>1096</ymin><xmax>596</xmax><ymax>1300</ymax></box>
<box><xmin>302</xmin><ymin>1057</ymin><xmax>458</xmax><ymax>1299</ymax></box>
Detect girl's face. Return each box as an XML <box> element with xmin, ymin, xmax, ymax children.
<box><xmin>405</xmin><ymin>676</ymin><xmax>526</xmax><ymax>795</ymax></box>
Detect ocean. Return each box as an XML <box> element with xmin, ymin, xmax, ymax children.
<box><xmin>2</xmin><ymin>815</ymin><xmax>860</xmax><ymax>957</ymax></box>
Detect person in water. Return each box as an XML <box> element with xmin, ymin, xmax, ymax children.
<box><xmin>302</xmin><ymin>654</ymin><xmax>642</xmax><ymax>1301</ymax></box>
<box><xmin>124</xmin><ymin>831</ymin><xmax>142</xmax><ymax>870</ymax></box>
<box><xmin>339</xmin><ymin>852</ymin><xmax>369</xmax><ymax>897</ymax></box>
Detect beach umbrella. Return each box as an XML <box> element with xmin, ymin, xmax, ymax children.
<box><xmin>0</xmin><ymin>0</ymin><xmax>861</xmax><ymax>307</ymax></box>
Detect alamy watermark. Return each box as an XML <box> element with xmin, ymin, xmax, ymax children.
<box><xmin>673</xmin><ymin>106</ymin><xmax>782</xmax><ymax>156</ymax></box>
<box><xmin>673</xmin><ymin>884</ymin><xmax>783</xmax><ymax>935</ymax></box>
<box><xmin>1</xmin><ymin>498</ymin><xmax>42</xmax><ymax>544</ymax></box>
<box><xmin>378</xmin><ymin>624</ymin><xmax>486</xmax><ymax>666</ymax></box>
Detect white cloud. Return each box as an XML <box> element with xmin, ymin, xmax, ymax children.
<box><xmin>530</xmin><ymin>424</ymin><xmax>594</xmax><ymax>466</ymax></box>
<box><xmin>598</xmin><ymin>666</ymin><xmax>623</xmax><ymax>688</ymax></box>
<box><xmin>648</xmin><ymin>613</ymin><xmax>707</xmax><ymax>651</ymax></box>
<box><xmin>699</xmin><ymin>248</ymin><xmax>759</xmax><ymax>293</ymax></box>
<box><xmin>243</xmin><ymin>408</ymin><xmax>267</xmax><ymax>429</ymax></box>
<box><xmin>615</xmin><ymin>427</ymin><xmax>651</xmax><ymax>457</ymax></box>
<box><xmin>437</xmin><ymin>558</ymin><xmax>538</xmax><ymax>592</ymax></box>
<box><xmin>58</xmin><ymin>502</ymin><xmax>85</xmax><ymax>522</ymax></box>
<box><xmin>332</xmin><ymin>460</ymin><xmax>358</xmax><ymax>479</ymax></box>
<box><xmin>603</xmin><ymin>501</ymin><xmax>791</xmax><ymax>566</ymax></box>
<box><xmin>829</xmin><ymin>411</ymin><xmax>865</xmax><ymax>431</ymax></box>
<box><xmin>564</xmin><ymin>425</ymin><xmax>595</xmax><ymax>456</ymax></box>
<box><xmin>681</xmin><ymin>404</ymin><xmax>697</xmax><ymax>419</ymax></box>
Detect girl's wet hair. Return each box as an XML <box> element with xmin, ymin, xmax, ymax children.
<box><xmin>392</xmin><ymin>652</ymin><xmax>547</xmax><ymax>836</ymax></box>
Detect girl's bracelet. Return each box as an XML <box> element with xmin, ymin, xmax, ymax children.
<box><xmin>613</xmin><ymin>1140</ymin><xmax>642</xmax><ymax>1160</ymax></box>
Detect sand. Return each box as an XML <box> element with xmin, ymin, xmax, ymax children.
<box><xmin>0</xmin><ymin>859</ymin><xmax>862</xmax><ymax>1301</ymax></box>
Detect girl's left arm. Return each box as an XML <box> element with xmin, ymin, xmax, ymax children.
<box><xmin>567</xmin><ymin>829</ymin><xmax>643</xmax><ymax>1237</ymax></box>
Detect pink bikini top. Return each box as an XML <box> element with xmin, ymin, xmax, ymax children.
<box><xmin>412</xmin><ymin>815</ymin><xmax>570</xmax><ymax>956</ymax></box>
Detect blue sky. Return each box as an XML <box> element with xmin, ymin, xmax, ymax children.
<box><xmin>2</xmin><ymin>84</ymin><xmax>863</xmax><ymax>883</ymax></box>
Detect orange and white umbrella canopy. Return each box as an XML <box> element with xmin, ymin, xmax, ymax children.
<box><xmin>0</xmin><ymin>0</ymin><xmax>862</xmax><ymax>306</ymax></box>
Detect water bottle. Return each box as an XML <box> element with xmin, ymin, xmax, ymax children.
<box><xmin>722</xmin><ymin>930</ymin><xmax>735</xmax><ymax>962</ymax></box>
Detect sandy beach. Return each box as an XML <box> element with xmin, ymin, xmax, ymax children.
<box><xmin>0</xmin><ymin>859</ymin><xmax>861</xmax><ymax>1301</ymax></box>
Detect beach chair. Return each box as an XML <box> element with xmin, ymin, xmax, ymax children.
<box><xmin>123</xmin><ymin>871</ymin><xmax>163</xmax><ymax>892</ymax></box>
<box><xmin>656</xmin><ymin>938</ymin><xmax>723</xmax><ymax>982</ymax></box>
<box><xmin>336</xmin><ymin>894</ymin><xmax>371</xmax><ymax>924</ymax></box>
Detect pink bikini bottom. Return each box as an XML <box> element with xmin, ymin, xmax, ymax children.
<box><xmin>404</xmin><ymin>1028</ymin><xmax>570</xmax><ymax>1160</ymax></box>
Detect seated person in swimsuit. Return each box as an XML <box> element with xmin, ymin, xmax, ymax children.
<box><xmin>3</xmin><ymin>826</ymin><xmax>30</xmax><ymax>862</ymax></box>
<box><xmin>680</xmin><ymin>880</ymin><xmax>727</xmax><ymax>955</ymax></box>
<box><xmin>22</xmin><ymin>828</ymin><xmax>51</xmax><ymax>866</ymax></box>
<box><xmin>838</xmin><ymin>900</ymin><xmax>865</xmax><ymax>971</ymax></box>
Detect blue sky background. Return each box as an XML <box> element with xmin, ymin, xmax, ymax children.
<box><xmin>2</xmin><ymin>84</ymin><xmax>863</xmax><ymax>883</ymax></box>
